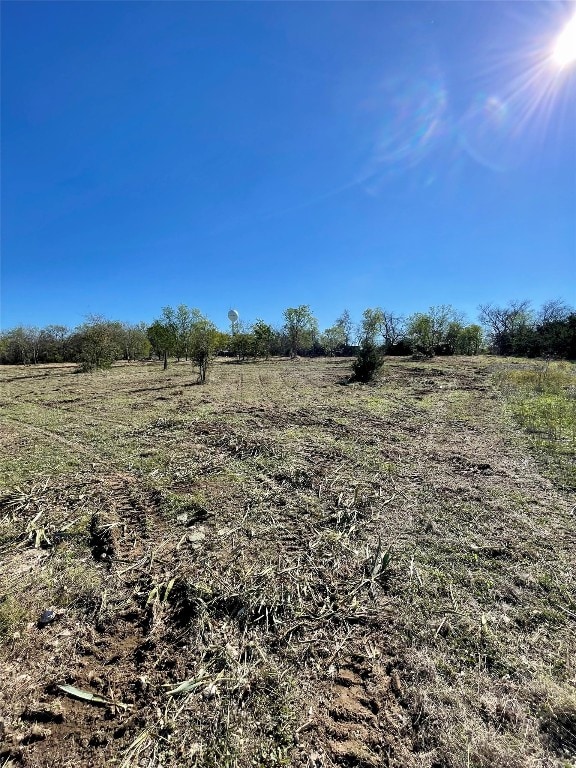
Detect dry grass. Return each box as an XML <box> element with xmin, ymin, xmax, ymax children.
<box><xmin>0</xmin><ymin>356</ymin><xmax>574</xmax><ymax>767</ymax></box>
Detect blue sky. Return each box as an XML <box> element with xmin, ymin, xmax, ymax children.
<box><xmin>2</xmin><ymin>1</ymin><xmax>575</xmax><ymax>332</ymax></box>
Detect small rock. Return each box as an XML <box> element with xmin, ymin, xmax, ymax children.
<box><xmin>38</xmin><ymin>610</ymin><xmax>57</xmax><ymax>628</ymax></box>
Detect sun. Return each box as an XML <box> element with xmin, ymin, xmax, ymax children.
<box><xmin>552</xmin><ymin>13</ymin><xmax>576</xmax><ymax>68</ymax></box>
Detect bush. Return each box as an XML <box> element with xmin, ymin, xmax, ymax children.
<box><xmin>352</xmin><ymin>339</ymin><xmax>383</xmax><ymax>382</ymax></box>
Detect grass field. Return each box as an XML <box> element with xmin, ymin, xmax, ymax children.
<box><xmin>1</xmin><ymin>356</ymin><xmax>575</xmax><ymax>768</ymax></box>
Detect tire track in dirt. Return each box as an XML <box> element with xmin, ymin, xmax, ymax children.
<box><xmin>302</xmin><ymin>654</ymin><xmax>420</xmax><ymax>768</ymax></box>
<box><xmin>0</xmin><ymin>474</ymin><xmax>177</xmax><ymax>768</ymax></box>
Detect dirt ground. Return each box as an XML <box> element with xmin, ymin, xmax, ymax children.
<box><xmin>0</xmin><ymin>356</ymin><xmax>574</xmax><ymax>767</ymax></box>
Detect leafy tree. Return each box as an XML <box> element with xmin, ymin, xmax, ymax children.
<box><xmin>159</xmin><ymin>306</ymin><xmax>181</xmax><ymax>360</ymax></box>
<box><xmin>0</xmin><ymin>326</ymin><xmax>39</xmax><ymax>364</ymax></box>
<box><xmin>478</xmin><ymin>299</ymin><xmax>575</xmax><ymax>358</ymax></box>
<box><xmin>252</xmin><ymin>319</ymin><xmax>274</xmax><ymax>359</ymax></box>
<box><xmin>406</xmin><ymin>314</ymin><xmax>435</xmax><ymax>356</ymax></box>
<box><xmin>75</xmin><ymin>316</ymin><xmax>123</xmax><ymax>372</ymax></box>
<box><xmin>456</xmin><ymin>324</ymin><xmax>483</xmax><ymax>355</ymax></box>
<box><xmin>230</xmin><ymin>322</ymin><xmax>256</xmax><ymax>361</ymax></box>
<box><xmin>532</xmin><ymin>300</ymin><xmax>575</xmax><ymax>358</ymax></box>
<box><xmin>147</xmin><ymin>320</ymin><xmax>177</xmax><ymax>370</ymax></box>
<box><xmin>361</xmin><ymin>308</ymin><xmax>385</xmax><ymax>344</ymax></box>
<box><xmin>407</xmin><ymin>305</ymin><xmax>462</xmax><ymax>357</ymax></box>
<box><xmin>175</xmin><ymin>304</ymin><xmax>195</xmax><ymax>360</ymax></box>
<box><xmin>444</xmin><ymin>321</ymin><xmax>465</xmax><ymax>355</ymax></box>
<box><xmin>121</xmin><ymin>322</ymin><xmax>151</xmax><ymax>360</ymax></box>
<box><xmin>283</xmin><ymin>305</ymin><xmax>318</xmax><ymax>358</ymax></box>
<box><xmin>0</xmin><ymin>333</ymin><xmax>8</xmax><ymax>363</ymax></box>
<box><xmin>39</xmin><ymin>325</ymin><xmax>70</xmax><ymax>362</ymax></box>
<box><xmin>321</xmin><ymin>325</ymin><xmax>347</xmax><ymax>356</ymax></box>
<box><xmin>27</xmin><ymin>327</ymin><xmax>42</xmax><ymax>364</ymax></box>
<box><xmin>189</xmin><ymin>312</ymin><xmax>219</xmax><ymax>383</ymax></box>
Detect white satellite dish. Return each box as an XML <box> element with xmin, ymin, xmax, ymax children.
<box><xmin>228</xmin><ymin>309</ymin><xmax>239</xmax><ymax>323</ymax></box>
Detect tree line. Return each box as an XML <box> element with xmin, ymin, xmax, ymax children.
<box><xmin>0</xmin><ymin>299</ymin><xmax>574</xmax><ymax>377</ymax></box>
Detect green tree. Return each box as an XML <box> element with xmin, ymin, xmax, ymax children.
<box><xmin>456</xmin><ymin>324</ymin><xmax>483</xmax><ymax>355</ymax></box>
<box><xmin>189</xmin><ymin>312</ymin><xmax>219</xmax><ymax>383</ymax></box>
<box><xmin>175</xmin><ymin>304</ymin><xmax>194</xmax><ymax>360</ymax></box>
<box><xmin>147</xmin><ymin>320</ymin><xmax>177</xmax><ymax>370</ymax></box>
<box><xmin>444</xmin><ymin>321</ymin><xmax>465</xmax><ymax>355</ymax></box>
<box><xmin>283</xmin><ymin>305</ymin><xmax>318</xmax><ymax>358</ymax></box>
<box><xmin>407</xmin><ymin>305</ymin><xmax>462</xmax><ymax>357</ymax></box>
<box><xmin>361</xmin><ymin>308</ymin><xmax>385</xmax><ymax>344</ymax></box>
<box><xmin>252</xmin><ymin>320</ymin><xmax>274</xmax><ymax>360</ymax></box>
<box><xmin>321</xmin><ymin>325</ymin><xmax>347</xmax><ymax>356</ymax></box>
<box><xmin>121</xmin><ymin>322</ymin><xmax>151</xmax><ymax>360</ymax></box>
<box><xmin>230</xmin><ymin>322</ymin><xmax>256</xmax><ymax>361</ymax></box>
<box><xmin>0</xmin><ymin>327</ymin><xmax>38</xmax><ymax>364</ymax></box>
<box><xmin>159</xmin><ymin>306</ymin><xmax>181</xmax><ymax>360</ymax></box>
<box><xmin>75</xmin><ymin>316</ymin><xmax>123</xmax><ymax>372</ymax></box>
<box><xmin>39</xmin><ymin>325</ymin><xmax>70</xmax><ymax>362</ymax></box>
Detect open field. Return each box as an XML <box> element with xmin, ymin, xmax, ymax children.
<box><xmin>1</xmin><ymin>356</ymin><xmax>575</xmax><ymax>768</ymax></box>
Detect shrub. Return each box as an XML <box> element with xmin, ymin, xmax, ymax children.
<box><xmin>352</xmin><ymin>338</ymin><xmax>383</xmax><ymax>382</ymax></box>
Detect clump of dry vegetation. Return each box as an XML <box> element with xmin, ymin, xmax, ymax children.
<box><xmin>0</xmin><ymin>356</ymin><xmax>574</xmax><ymax>767</ymax></box>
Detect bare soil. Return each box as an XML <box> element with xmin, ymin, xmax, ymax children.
<box><xmin>0</xmin><ymin>357</ymin><xmax>574</xmax><ymax>767</ymax></box>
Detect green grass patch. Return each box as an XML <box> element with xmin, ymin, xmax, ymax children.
<box><xmin>495</xmin><ymin>361</ymin><xmax>576</xmax><ymax>489</ymax></box>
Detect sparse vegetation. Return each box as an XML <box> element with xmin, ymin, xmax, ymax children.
<box><xmin>0</xmin><ymin>356</ymin><xmax>575</xmax><ymax>767</ymax></box>
<box><xmin>495</xmin><ymin>360</ymin><xmax>576</xmax><ymax>488</ymax></box>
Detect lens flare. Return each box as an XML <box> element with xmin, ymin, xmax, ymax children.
<box><xmin>372</xmin><ymin>77</ymin><xmax>447</xmax><ymax>167</ymax></box>
<box><xmin>458</xmin><ymin>95</ymin><xmax>524</xmax><ymax>171</ymax></box>
<box><xmin>552</xmin><ymin>13</ymin><xmax>576</xmax><ymax>68</ymax></box>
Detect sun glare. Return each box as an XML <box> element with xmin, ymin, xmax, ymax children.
<box><xmin>552</xmin><ymin>13</ymin><xmax>576</xmax><ymax>68</ymax></box>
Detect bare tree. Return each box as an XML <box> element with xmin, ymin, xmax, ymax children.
<box><xmin>335</xmin><ymin>310</ymin><xmax>353</xmax><ymax>347</ymax></box>
<box><xmin>361</xmin><ymin>308</ymin><xmax>404</xmax><ymax>351</ymax></box>
<box><xmin>537</xmin><ymin>299</ymin><xmax>572</xmax><ymax>325</ymax></box>
<box><xmin>380</xmin><ymin>311</ymin><xmax>405</xmax><ymax>350</ymax></box>
<box><xmin>478</xmin><ymin>300</ymin><xmax>532</xmax><ymax>355</ymax></box>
